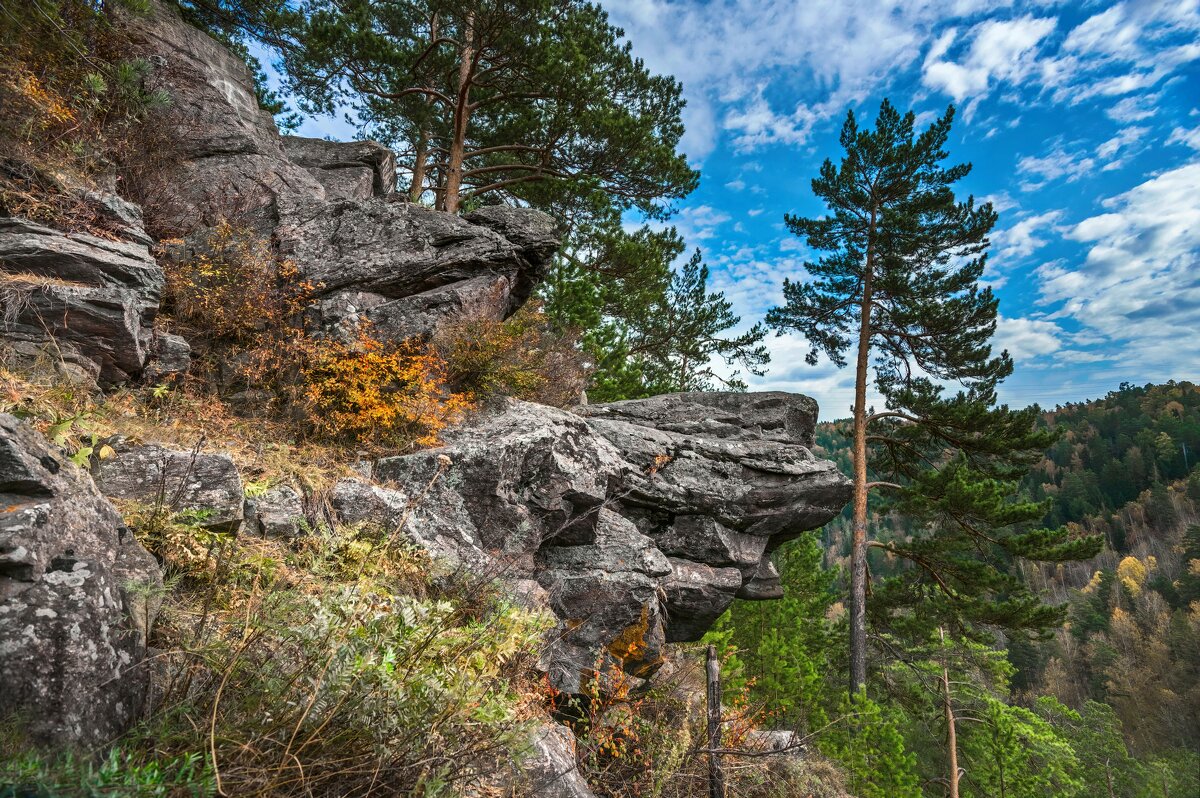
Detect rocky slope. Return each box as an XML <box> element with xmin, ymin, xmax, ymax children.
<box><xmin>0</xmin><ymin>1</ymin><xmax>853</xmax><ymax>792</ymax></box>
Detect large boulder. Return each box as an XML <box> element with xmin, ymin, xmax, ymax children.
<box><xmin>0</xmin><ymin>217</ymin><xmax>164</xmax><ymax>384</ymax></box>
<box><xmin>347</xmin><ymin>393</ymin><xmax>851</xmax><ymax>694</ymax></box>
<box><xmin>0</xmin><ymin>414</ymin><xmax>161</xmax><ymax>748</ymax></box>
<box><xmin>93</xmin><ymin>441</ymin><xmax>245</xmax><ymax>533</ymax></box>
<box><xmin>277</xmin><ymin>197</ymin><xmax>558</xmax><ymax>342</ymax></box>
<box><xmin>120</xmin><ymin>0</ymin><xmax>325</xmax><ymax>236</ymax></box>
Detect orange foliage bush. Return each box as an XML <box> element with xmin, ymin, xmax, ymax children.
<box><xmin>302</xmin><ymin>330</ymin><xmax>473</xmax><ymax>449</ymax></box>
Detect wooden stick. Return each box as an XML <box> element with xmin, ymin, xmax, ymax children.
<box><xmin>706</xmin><ymin>645</ymin><xmax>727</xmax><ymax>798</ymax></box>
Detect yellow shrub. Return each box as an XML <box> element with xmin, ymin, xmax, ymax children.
<box><xmin>302</xmin><ymin>330</ymin><xmax>472</xmax><ymax>449</ymax></box>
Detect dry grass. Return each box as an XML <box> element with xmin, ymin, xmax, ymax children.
<box><xmin>0</xmin><ymin>354</ymin><xmax>357</xmax><ymax>493</ymax></box>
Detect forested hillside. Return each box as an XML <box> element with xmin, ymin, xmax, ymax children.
<box><xmin>718</xmin><ymin>381</ymin><xmax>1200</xmax><ymax>797</ymax></box>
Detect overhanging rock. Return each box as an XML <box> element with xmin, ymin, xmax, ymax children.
<box><xmin>347</xmin><ymin>392</ymin><xmax>851</xmax><ymax>693</ymax></box>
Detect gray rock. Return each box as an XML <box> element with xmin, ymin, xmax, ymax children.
<box><xmin>0</xmin><ymin>413</ymin><xmax>161</xmax><ymax>748</ymax></box>
<box><xmin>280</xmin><ymin>136</ymin><xmax>397</xmax><ymax>199</ymax></box>
<box><xmin>120</xmin><ymin>0</ymin><xmax>325</xmax><ymax>235</ymax></box>
<box><xmin>375</xmin><ymin>402</ymin><xmax>626</xmax><ymax>555</ymax></box>
<box><xmin>277</xmin><ymin>196</ymin><xmax>559</xmax><ymax>342</ymax></box>
<box><xmin>578</xmin><ymin>395</ymin><xmax>850</xmax><ymax>541</ymax></box>
<box><xmin>652</xmin><ymin>515</ymin><xmax>767</xmax><ymax>572</ymax></box>
<box><xmin>75</xmin><ymin>190</ymin><xmax>155</xmax><ymax>246</ymax></box>
<box><xmin>512</xmin><ymin>721</ymin><xmax>596</xmax><ymax>798</ymax></box>
<box><xmin>143</xmin><ymin>327</ymin><xmax>191</xmax><ymax>383</ymax></box>
<box><xmin>371</xmin><ymin>394</ymin><xmax>850</xmax><ymax>693</ymax></box>
<box><xmin>660</xmin><ymin>558</ymin><xmax>743</xmax><ymax>642</ymax></box>
<box><xmin>576</xmin><ymin>391</ymin><xmax>819</xmax><ymax>446</ymax></box>
<box><xmin>244</xmin><ymin>484</ymin><xmax>305</xmax><ymax>538</ymax></box>
<box><xmin>329</xmin><ymin>476</ymin><xmax>488</xmax><ymax>568</ymax></box>
<box><xmin>0</xmin><ymin>338</ymin><xmax>102</xmax><ymax>389</ymax></box>
<box><xmin>94</xmin><ymin>441</ymin><xmax>244</xmax><ymax>533</ymax></box>
<box><xmin>737</xmin><ymin>558</ymin><xmax>784</xmax><ymax>600</ymax></box>
<box><xmin>537</xmin><ymin>510</ymin><xmax>670</xmax><ymax>578</ymax></box>
<box><xmin>0</xmin><ymin>217</ymin><xmax>163</xmax><ymax>383</ymax></box>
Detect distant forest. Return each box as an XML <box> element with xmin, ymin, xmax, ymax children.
<box><xmin>721</xmin><ymin>381</ymin><xmax>1200</xmax><ymax>797</ymax></box>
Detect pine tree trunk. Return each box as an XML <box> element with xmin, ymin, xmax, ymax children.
<box><xmin>848</xmin><ymin>205</ymin><xmax>877</xmax><ymax>696</ymax></box>
<box><xmin>942</xmin><ymin>629</ymin><xmax>960</xmax><ymax>798</ymax></box>
<box><xmin>410</xmin><ymin>132</ymin><xmax>428</xmax><ymax>203</ymax></box>
<box><xmin>443</xmin><ymin>13</ymin><xmax>474</xmax><ymax>213</ymax></box>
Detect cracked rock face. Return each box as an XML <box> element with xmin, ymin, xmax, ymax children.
<box><xmin>0</xmin><ymin>217</ymin><xmax>164</xmax><ymax>384</ymax></box>
<box><xmin>277</xmin><ymin>197</ymin><xmax>558</xmax><ymax>343</ymax></box>
<box><xmin>350</xmin><ymin>392</ymin><xmax>851</xmax><ymax>693</ymax></box>
<box><xmin>0</xmin><ymin>414</ymin><xmax>161</xmax><ymax>748</ymax></box>
<box><xmin>121</xmin><ymin>0</ymin><xmax>560</xmax><ymax>345</ymax></box>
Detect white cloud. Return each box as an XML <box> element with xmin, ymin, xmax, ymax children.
<box><xmin>725</xmin><ymin>179</ymin><xmax>746</xmax><ymax>191</ymax></box>
<box><xmin>921</xmin><ymin>16</ymin><xmax>1056</xmax><ymax>104</ymax></box>
<box><xmin>1168</xmin><ymin>124</ymin><xmax>1200</xmax><ymax>150</ymax></box>
<box><xmin>1043</xmin><ymin>2</ymin><xmax>1200</xmax><ymax>105</ymax></box>
<box><xmin>993</xmin><ymin>210</ymin><xmax>1064</xmax><ymax>262</ymax></box>
<box><xmin>1036</xmin><ymin>162</ymin><xmax>1200</xmax><ymax>374</ymax></box>
<box><xmin>668</xmin><ymin>204</ymin><xmax>732</xmax><ymax>241</ymax></box>
<box><xmin>993</xmin><ymin>315</ymin><xmax>1064</xmax><ymax>362</ymax></box>
<box><xmin>724</xmin><ymin>93</ymin><xmax>821</xmax><ymax>152</ymax></box>
<box><xmin>1096</xmin><ymin>125</ymin><xmax>1149</xmax><ymax>159</ymax></box>
<box><xmin>1016</xmin><ymin>145</ymin><xmax>1096</xmax><ymax>190</ymax></box>
<box><xmin>601</xmin><ymin>0</ymin><xmax>1012</xmax><ymax>157</ymax></box>
<box><xmin>1106</xmin><ymin>93</ymin><xmax>1161</xmax><ymax>123</ymax></box>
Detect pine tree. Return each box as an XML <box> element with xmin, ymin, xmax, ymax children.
<box><xmin>272</xmin><ymin>0</ymin><xmax>697</xmax><ymax>215</ymax></box>
<box><xmin>546</xmin><ymin>236</ymin><xmax>769</xmax><ymax>400</ymax></box>
<box><xmin>766</xmin><ymin>100</ymin><xmax>1101</xmax><ymax>696</ymax></box>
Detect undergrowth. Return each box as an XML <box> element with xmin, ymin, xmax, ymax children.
<box><xmin>0</xmin><ymin>0</ymin><xmax>169</xmax><ymax>233</ymax></box>
<box><xmin>0</xmin><ymin>481</ymin><xmax>553</xmax><ymax>797</ymax></box>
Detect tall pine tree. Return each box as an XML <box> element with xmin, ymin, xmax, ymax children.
<box><xmin>766</xmin><ymin>100</ymin><xmax>1100</xmax><ymax>696</ymax></box>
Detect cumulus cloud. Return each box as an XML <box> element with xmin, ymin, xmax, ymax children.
<box><xmin>993</xmin><ymin>210</ymin><xmax>1064</xmax><ymax>263</ymax></box>
<box><xmin>992</xmin><ymin>315</ymin><xmax>1064</xmax><ymax>362</ymax></box>
<box><xmin>1037</xmin><ymin>162</ymin><xmax>1200</xmax><ymax>374</ymax></box>
<box><xmin>920</xmin><ymin>16</ymin><xmax>1056</xmax><ymax>106</ymax></box>
<box><xmin>670</xmin><ymin>204</ymin><xmax>732</xmax><ymax>241</ymax></box>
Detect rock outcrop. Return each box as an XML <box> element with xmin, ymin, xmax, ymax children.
<box><xmin>353</xmin><ymin>392</ymin><xmax>851</xmax><ymax>693</ymax></box>
<box><xmin>0</xmin><ymin>217</ymin><xmax>164</xmax><ymax>384</ymax></box>
<box><xmin>120</xmin><ymin>0</ymin><xmax>559</xmax><ymax>345</ymax></box>
<box><xmin>0</xmin><ymin>414</ymin><xmax>161</xmax><ymax>748</ymax></box>
<box><xmin>119</xmin><ymin>0</ymin><xmax>326</xmax><ymax>237</ymax></box>
<box><xmin>277</xmin><ymin>198</ymin><xmax>558</xmax><ymax>342</ymax></box>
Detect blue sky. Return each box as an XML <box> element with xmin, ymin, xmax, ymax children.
<box><xmin>277</xmin><ymin>0</ymin><xmax>1200</xmax><ymax>421</ymax></box>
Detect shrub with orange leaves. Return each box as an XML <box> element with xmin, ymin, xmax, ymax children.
<box><xmin>302</xmin><ymin>330</ymin><xmax>473</xmax><ymax>449</ymax></box>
